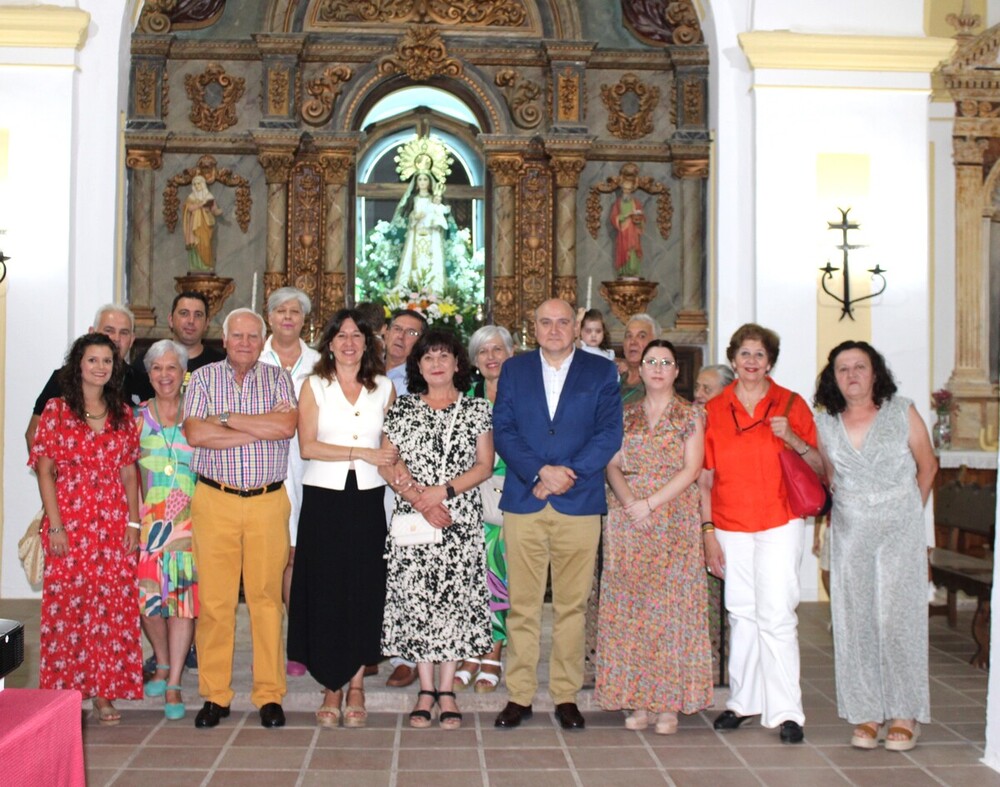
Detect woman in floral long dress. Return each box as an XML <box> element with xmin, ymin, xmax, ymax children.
<box><xmin>597</xmin><ymin>340</ymin><xmax>712</xmax><ymax>734</ymax></box>
<box><xmin>30</xmin><ymin>333</ymin><xmax>142</xmax><ymax>724</ymax></box>
<box><xmin>136</xmin><ymin>340</ymin><xmax>199</xmax><ymax>720</ymax></box>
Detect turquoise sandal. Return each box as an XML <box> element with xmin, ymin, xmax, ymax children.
<box><xmin>164</xmin><ymin>685</ymin><xmax>185</xmax><ymax>720</ymax></box>
<box><xmin>145</xmin><ymin>664</ymin><xmax>170</xmax><ymax>698</ymax></box>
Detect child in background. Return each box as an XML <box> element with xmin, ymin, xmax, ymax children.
<box><xmin>577</xmin><ymin>308</ymin><xmax>616</xmax><ymax>361</ymax></box>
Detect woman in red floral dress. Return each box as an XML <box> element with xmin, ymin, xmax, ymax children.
<box><xmin>29</xmin><ymin>333</ymin><xmax>143</xmax><ymax>724</ymax></box>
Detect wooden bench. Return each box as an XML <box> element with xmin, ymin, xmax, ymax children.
<box><xmin>930</xmin><ymin>480</ymin><xmax>995</xmax><ymax>669</ymax></box>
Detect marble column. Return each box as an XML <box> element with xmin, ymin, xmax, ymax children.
<box><xmin>673</xmin><ymin>158</ymin><xmax>709</xmax><ymax>331</ymax></box>
<box><xmin>487</xmin><ymin>155</ymin><xmax>523</xmax><ymax>331</ymax></box>
<box><xmin>125</xmin><ymin>148</ymin><xmax>162</xmax><ymax>327</ymax></box>
<box><xmin>550</xmin><ymin>155</ymin><xmax>586</xmax><ymax>304</ymax></box>
<box><xmin>319</xmin><ymin>151</ymin><xmax>353</xmax><ymax>315</ymax></box>
<box><xmin>257</xmin><ymin>149</ymin><xmax>296</xmax><ymax>298</ymax></box>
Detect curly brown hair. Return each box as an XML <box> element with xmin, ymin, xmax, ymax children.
<box><xmin>726</xmin><ymin>323</ymin><xmax>781</xmax><ymax>367</ymax></box>
<box><xmin>813</xmin><ymin>340</ymin><xmax>897</xmax><ymax>415</ymax></box>
<box><xmin>405</xmin><ymin>329</ymin><xmax>472</xmax><ymax>394</ymax></box>
<box><xmin>58</xmin><ymin>333</ymin><xmax>131</xmax><ymax>430</ymax></box>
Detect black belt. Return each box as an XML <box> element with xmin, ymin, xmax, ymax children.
<box><xmin>198</xmin><ymin>475</ymin><xmax>283</xmax><ymax>498</ymax></box>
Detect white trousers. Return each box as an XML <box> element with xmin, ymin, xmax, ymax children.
<box><xmin>717</xmin><ymin>520</ymin><xmax>805</xmax><ymax>728</ymax></box>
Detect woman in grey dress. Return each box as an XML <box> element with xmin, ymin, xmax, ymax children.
<box><xmin>814</xmin><ymin>341</ymin><xmax>937</xmax><ymax>752</ymax></box>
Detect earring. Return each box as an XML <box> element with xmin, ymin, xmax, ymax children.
<box><xmin>328</xmin><ymin>351</ymin><xmax>334</xmax><ymax>360</ymax></box>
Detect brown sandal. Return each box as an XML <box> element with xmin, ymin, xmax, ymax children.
<box><xmin>343</xmin><ymin>686</ymin><xmax>367</xmax><ymax>728</ymax></box>
<box><xmin>850</xmin><ymin>722</ymin><xmax>881</xmax><ymax>749</ymax></box>
<box><xmin>884</xmin><ymin>721</ymin><xmax>919</xmax><ymax>752</ymax></box>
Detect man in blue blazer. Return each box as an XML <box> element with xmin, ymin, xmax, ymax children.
<box><xmin>492</xmin><ymin>299</ymin><xmax>623</xmax><ymax>730</ymax></box>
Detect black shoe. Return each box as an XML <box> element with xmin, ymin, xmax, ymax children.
<box><xmin>259</xmin><ymin>702</ymin><xmax>286</xmax><ymax>728</ymax></box>
<box><xmin>494</xmin><ymin>701</ymin><xmax>533</xmax><ymax>729</ymax></box>
<box><xmin>185</xmin><ymin>645</ymin><xmax>198</xmax><ymax>673</ymax></box>
<box><xmin>714</xmin><ymin>710</ymin><xmax>754</xmax><ymax>730</ymax></box>
<box><xmin>194</xmin><ymin>701</ymin><xmax>230</xmax><ymax>729</ymax></box>
<box><xmin>780</xmin><ymin>720</ymin><xmax>804</xmax><ymax>744</ymax></box>
<box><xmin>554</xmin><ymin>702</ymin><xmax>586</xmax><ymax>730</ymax></box>
<box><xmin>142</xmin><ymin>655</ymin><xmax>157</xmax><ymax>679</ymax></box>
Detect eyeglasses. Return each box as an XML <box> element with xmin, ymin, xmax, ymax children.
<box><xmin>641</xmin><ymin>358</ymin><xmax>677</xmax><ymax>368</ymax></box>
<box><xmin>390</xmin><ymin>325</ymin><xmax>421</xmax><ymax>337</ymax></box>
<box><xmin>730</xmin><ymin>401</ymin><xmax>774</xmax><ymax>435</ymax></box>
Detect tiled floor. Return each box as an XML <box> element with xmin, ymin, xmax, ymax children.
<box><xmin>0</xmin><ymin>599</ymin><xmax>995</xmax><ymax>786</ymax></box>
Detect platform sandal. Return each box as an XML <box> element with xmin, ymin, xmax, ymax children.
<box><xmin>474</xmin><ymin>658</ymin><xmax>503</xmax><ymax>694</ymax></box>
<box><xmin>437</xmin><ymin>690</ymin><xmax>462</xmax><ymax>730</ymax></box>
<box><xmin>409</xmin><ymin>689</ymin><xmax>437</xmax><ymax>729</ymax></box>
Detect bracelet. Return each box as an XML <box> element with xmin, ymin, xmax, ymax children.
<box><xmin>48</xmin><ymin>527</ymin><xmax>64</xmax><ymax>535</ymax></box>
<box><xmin>700</xmin><ymin>521</ymin><xmax>715</xmax><ymax>531</ymax></box>
<box><xmin>797</xmin><ymin>445</ymin><xmax>810</xmax><ymax>456</ymax></box>
<box><xmin>702</xmin><ymin>526</ymin><xmax>716</xmax><ymax>535</ymax></box>
<box><xmin>127</xmin><ymin>521</ymin><xmax>141</xmax><ymax>530</ymax></box>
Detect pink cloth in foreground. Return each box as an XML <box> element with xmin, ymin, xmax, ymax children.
<box><xmin>0</xmin><ymin>688</ymin><xmax>85</xmax><ymax>786</ymax></box>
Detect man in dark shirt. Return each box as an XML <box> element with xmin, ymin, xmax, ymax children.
<box><xmin>26</xmin><ymin>303</ymin><xmax>139</xmax><ymax>450</ymax></box>
<box><xmin>131</xmin><ymin>291</ymin><xmax>224</xmax><ymax>398</ymax></box>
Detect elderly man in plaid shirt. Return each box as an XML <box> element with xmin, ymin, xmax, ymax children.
<box><xmin>184</xmin><ymin>308</ymin><xmax>298</xmax><ymax>730</ymax></box>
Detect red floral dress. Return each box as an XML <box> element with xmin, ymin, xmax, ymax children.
<box><xmin>29</xmin><ymin>398</ymin><xmax>143</xmax><ymax>699</ymax></box>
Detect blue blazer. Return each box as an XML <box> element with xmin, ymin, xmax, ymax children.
<box><xmin>494</xmin><ymin>349</ymin><xmax>623</xmax><ymax>516</ymax></box>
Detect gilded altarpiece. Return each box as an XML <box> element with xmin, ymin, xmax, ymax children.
<box><xmin>123</xmin><ymin>0</ymin><xmax>709</xmax><ymax>351</ymax></box>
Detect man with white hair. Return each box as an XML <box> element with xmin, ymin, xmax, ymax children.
<box><xmin>184</xmin><ymin>308</ymin><xmax>298</xmax><ymax>730</ymax></box>
<box><xmin>26</xmin><ymin>304</ymin><xmax>140</xmax><ymax>449</ymax></box>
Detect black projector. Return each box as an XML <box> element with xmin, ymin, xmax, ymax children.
<box><xmin>0</xmin><ymin>619</ymin><xmax>25</xmax><ymax>680</ymax></box>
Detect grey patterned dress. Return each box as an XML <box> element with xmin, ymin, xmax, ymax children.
<box><xmin>816</xmin><ymin>395</ymin><xmax>930</xmax><ymax>724</ymax></box>
<box><xmin>381</xmin><ymin>394</ymin><xmax>493</xmax><ymax>663</ymax></box>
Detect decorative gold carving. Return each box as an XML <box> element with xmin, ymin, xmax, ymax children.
<box><xmin>286</xmin><ymin>160</ymin><xmax>325</xmax><ymax>310</ymax></box>
<box><xmin>174</xmin><ymin>274</ymin><xmax>236</xmax><ymax>321</ymax></box>
<box><xmin>137</xmin><ymin>0</ymin><xmax>175</xmax><ymax>34</ymax></box>
<box><xmin>550</xmin><ymin>156</ymin><xmax>586</xmax><ymax>189</ymax></box>
<box><xmin>135</xmin><ymin>64</ymin><xmax>158</xmax><ymax>116</ymax></box>
<box><xmin>126</xmin><ymin>149</ymin><xmax>163</xmax><ymax>170</ymax></box>
<box><xmin>587</xmin><ymin>163</ymin><xmax>673</xmax><ymax>241</ymax></box>
<box><xmin>954</xmin><ymin>136</ymin><xmax>988</xmax><ymax>165</ymax></box>
<box><xmin>621</xmin><ymin>0</ymin><xmax>704</xmax><ymax>47</ymax></box>
<box><xmin>958</xmin><ymin>100</ymin><xmax>1000</xmax><ymax>118</ymax></box>
<box><xmin>492</xmin><ymin>275</ymin><xmax>518</xmax><ymax>335</ymax></box>
<box><xmin>600</xmin><ymin>278</ymin><xmax>659</xmax><ymax>326</ymax></box>
<box><xmin>377</xmin><ymin>26</ymin><xmax>462</xmax><ymax>82</ymax></box>
<box><xmin>258</xmin><ymin>150</ymin><xmax>296</xmax><ymax>184</ymax></box>
<box><xmin>947</xmin><ymin>6</ymin><xmax>982</xmax><ymax>39</ymax></box>
<box><xmin>301</xmin><ymin>65</ymin><xmax>353</xmax><ymax>126</ymax></box>
<box><xmin>681</xmin><ymin>77</ymin><xmax>703</xmax><ymax>126</ymax></box>
<box><xmin>556</xmin><ymin>67</ymin><xmax>579</xmax><ymax>123</ymax></box>
<box><xmin>554</xmin><ymin>276</ymin><xmax>577</xmax><ymax>306</ymax></box>
<box><xmin>163</xmin><ymin>154</ymin><xmax>252</xmax><ymax>234</ymax></box>
<box><xmin>315</xmin><ymin>0</ymin><xmax>527</xmax><ymax>27</ymax></box>
<box><xmin>673</xmin><ymin>158</ymin><xmax>709</xmax><ymax>179</ymax></box>
<box><xmin>318</xmin><ymin>153</ymin><xmax>353</xmax><ymax>186</ymax></box>
<box><xmin>600</xmin><ymin>73</ymin><xmax>659</xmax><ymax>140</ymax></box>
<box><xmin>321</xmin><ymin>271</ymin><xmax>347</xmax><ymax>318</ymax></box>
<box><xmin>268</xmin><ymin>67</ymin><xmax>290</xmax><ymax>116</ymax></box>
<box><xmin>263</xmin><ymin>271</ymin><xmax>288</xmax><ymax>306</ymax></box>
<box><xmin>487</xmin><ymin>155</ymin><xmax>524</xmax><ymax>186</ymax></box>
<box><xmin>184</xmin><ymin>63</ymin><xmax>246</xmax><ymax>132</ymax></box>
<box><xmin>518</xmin><ymin>164</ymin><xmax>553</xmax><ymax>337</ymax></box>
<box><xmin>162</xmin><ymin>69</ymin><xmax>170</xmax><ymax>117</ymax></box>
<box><xmin>495</xmin><ymin>69</ymin><xmax>542</xmax><ymax>130</ymax></box>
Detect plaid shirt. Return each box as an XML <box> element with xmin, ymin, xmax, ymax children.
<box><xmin>184</xmin><ymin>359</ymin><xmax>297</xmax><ymax>488</ymax></box>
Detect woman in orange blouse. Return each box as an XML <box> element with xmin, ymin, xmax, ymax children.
<box><xmin>700</xmin><ymin>324</ymin><xmax>823</xmax><ymax>745</ymax></box>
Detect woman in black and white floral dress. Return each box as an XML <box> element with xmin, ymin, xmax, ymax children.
<box><xmin>380</xmin><ymin>329</ymin><xmax>494</xmax><ymax>730</ymax></box>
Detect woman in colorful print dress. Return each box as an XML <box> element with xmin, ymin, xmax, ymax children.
<box><xmin>597</xmin><ymin>339</ymin><xmax>712</xmax><ymax>734</ymax></box>
<box><xmin>29</xmin><ymin>333</ymin><xmax>142</xmax><ymax>725</ymax></box>
<box><xmin>136</xmin><ymin>340</ymin><xmax>199</xmax><ymax>720</ymax></box>
<box><xmin>455</xmin><ymin>325</ymin><xmax>514</xmax><ymax>693</ymax></box>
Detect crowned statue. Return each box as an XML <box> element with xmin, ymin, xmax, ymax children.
<box><xmin>391</xmin><ymin>136</ymin><xmax>457</xmax><ymax>292</ymax></box>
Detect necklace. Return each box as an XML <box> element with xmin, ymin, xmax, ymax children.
<box><xmin>85</xmin><ymin>408</ymin><xmax>107</xmax><ymax>420</ymax></box>
<box><xmin>152</xmin><ymin>397</ymin><xmax>183</xmax><ymax>477</ymax></box>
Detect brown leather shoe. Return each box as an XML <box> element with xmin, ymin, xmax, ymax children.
<box><xmin>385</xmin><ymin>663</ymin><xmax>418</xmax><ymax>687</ymax></box>
<box><xmin>494</xmin><ymin>701</ymin><xmax>533</xmax><ymax>729</ymax></box>
<box><xmin>555</xmin><ymin>702</ymin><xmax>585</xmax><ymax>730</ymax></box>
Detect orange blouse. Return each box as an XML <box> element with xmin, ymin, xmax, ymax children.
<box><xmin>704</xmin><ymin>379</ymin><xmax>817</xmax><ymax>533</ymax></box>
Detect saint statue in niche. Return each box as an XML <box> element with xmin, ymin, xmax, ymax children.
<box><xmin>610</xmin><ymin>163</ymin><xmax>645</xmax><ymax>278</ymax></box>
<box><xmin>391</xmin><ymin>136</ymin><xmax>456</xmax><ymax>291</ymax></box>
<box><xmin>183</xmin><ymin>175</ymin><xmax>223</xmax><ymax>272</ymax></box>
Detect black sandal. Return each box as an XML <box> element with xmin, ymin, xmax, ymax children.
<box><xmin>409</xmin><ymin>689</ymin><xmax>437</xmax><ymax>729</ymax></box>
<box><xmin>437</xmin><ymin>690</ymin><xmax>462</xmax><ymax>730</ymax></box>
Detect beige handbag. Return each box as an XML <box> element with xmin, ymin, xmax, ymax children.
<box><xmin>18</xmin><ymin>508</ymin><xmax>45</xmax><ymax>586</ymax></box>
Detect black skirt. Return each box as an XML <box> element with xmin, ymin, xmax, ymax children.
<box><xmin>287</xmin><ymin>472</ymin><xmax>387</xmax><ymax>690</ymax></box>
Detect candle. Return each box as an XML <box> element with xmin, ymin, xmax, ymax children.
<box><xmin>586</xmin><ymin>276</ymin><xmax>592</xmax><ymax>310</ymax></box>
<box><xmin>251</xmin><ymin>272</ymin><xmax>258</xmax><ymax>312</ymax></box>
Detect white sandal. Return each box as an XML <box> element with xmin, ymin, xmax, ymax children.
<box><xmin>474</xmin><ymin>658</ymin><xmax>503</xmax><ymax>693</ymax></box>
<box><xmin>455</xmin><ymin>658</ymin><xmax>481</xmax><ymax>689</ymax></box>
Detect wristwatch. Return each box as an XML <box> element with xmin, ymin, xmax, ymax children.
<box><xmin>446</xmin><ymin>484</ymin><xmax>457</xmax><ymax>499</ymax></box>
<box><xmin>219</xmin><ymin>412</ymin><xmax>231</xmax><ymax>427</ymax></box>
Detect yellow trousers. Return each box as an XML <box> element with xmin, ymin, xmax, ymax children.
<box><xmin>191</xmin><ymin>483</ymin><xmax>290</xmax><ymax>708</ymax></box>
<box><xmin>503</xmin><ymin>504</ymin><xmax>601</xmax><ymax>705</ymax></box>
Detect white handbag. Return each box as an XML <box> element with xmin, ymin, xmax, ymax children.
<box><xmin>390</xmin><ymin>396</ymin><xmax>462</xmax><ymax>547</ymax></box>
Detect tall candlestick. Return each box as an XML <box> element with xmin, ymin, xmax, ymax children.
<box><xmin>586</xmin><ymin>276</ymin><xmax>592</xmax><ymax>310</ymax></box>
<box><xmin>251</xmin><ymin>272</ymin><xmax>258</xmax><ymax>312</ymax></box>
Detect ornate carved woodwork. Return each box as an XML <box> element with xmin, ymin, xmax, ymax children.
<box><xmin>258</xmin><ymin>149</ymin><xmax>296</xmax><ymax>184</ymax></box>
<box><xmin>377</xmin><ymin>26</ymin><xmax>462</xmax><ymax>82</ymax></box>
<box><xmin>135</xmin><ymin>64</ymin><xmax>158</xmax><ymax>117</ymax></box>
<box><xmin>313</xmin><ymin>0</ymin><xmax>527</xmax><ymax>27</ymax></box>
<box><xmin>516</xmin><ymin>162</ymin><xmax>553</xmax><ymax>344</ymax></box>
<box><xmin>681</xmin><ymin>77</ymin><xmax>704</xmax><ymax>128</ymax></box>
<box><xmin>174</xmin><ymin>273</ymin><xmax>236</xmax><ymax>321</ymax></box>
<box><xmin>302</xmin><ymin>65</ymin><xmax>353</xmax><ymax>126</ymax></box>
<box><xmin>125</xmin><ymin>149</ymin><xmax>163</xmax><ymax>171</ymax></box>
<box><xmin>556</xmin><ymin>67</ymin><xmax>580</xmax><ymax>123</ymax></box>
<box><xmin>263</xmin><ymin>271</ymin><xmax>288</xmax><ymax>307</ymax></box>
<box><xmin>495</xmin><ymin>69</ymin><xmax>543</xmax><ymax>130</ymax></box>
<box><xmin>138</xmin><ymin>0</ymin><xmax>227</xmax><ymax>34</ymax></box>
<box><xmin>285</xmin><ymin>158</ymin><xmax>325</xmax><ymax>314</ymax></box>
<box><xmin>550</xmin><ymin>155</ymin><xmax>586</xmax><ymax>189</ymax></box>
<box><xmin>163</xmin><ymin>154</ymin><xmax>252</xmax><ymax>234</ymax></box>
<box><xmin>184</xmin><ymin>63</ymin><xmax>246</xmax><ymax>132</ymax></box>
<box><xmin>600</xmin><ymin>278</ymin><xmax>659</xmax><ymax>325</ymax></box>
<box><xmin>586</xmin><ymin>163</ymin><xmax>673</xmax><ymax>242</ymax></box>
<box><xmin>492</xmin><ymin>275</ymin><xmax>518</xmax><ymax>335</ymax></box>
<box><xmin>554</xmin><ymin>275</ymin><xmax>577</xmax><ymax>306</ymax></box>
<box><xmin>601</xmin><ymin>73</ymin><xmax>660</xmax><ymax>140</ymax></box>
<box><xmin>620</xmin><ymin>0</ymin><xmax>704</xmax><ymax>47</ymax></box>
<box><xmin>673</xmin><ymin>157</ymin><xmax>708</xmax><ymax>179</ymax></box>
<box><xmin>321</xmin><ymin>271</ymin><xmax>348</xmax><ymax>319</ymax></box>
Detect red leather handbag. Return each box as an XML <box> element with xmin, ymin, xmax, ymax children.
<box><xmin>778</xmin><ymin>394</ymin><xmax>831</xmax><ymax>518</ymax></box>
